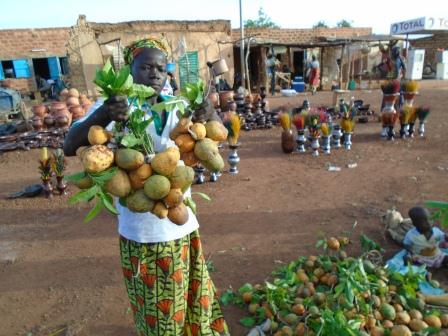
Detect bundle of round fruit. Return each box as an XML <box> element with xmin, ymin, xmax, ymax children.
<box><xmin>75</xmin><ymin>125</ymin><xmax>195</xmax><ymax>225</ymax></box>
<box><xmin>170</xmin><ymin>117</ymin><xmax>228</xmax><ymax>172</ymax></box>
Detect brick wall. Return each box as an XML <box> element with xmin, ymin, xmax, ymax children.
<box><xmin>231</xmin><ymin>27</ymin><xmax>372</xmax><ymax>44</ymax></box>
<box><xmin>0</xmin><ymin>27</ymin><xmax>70</xmax><ymax>93</ymax></box>
<box><xmin>410</xmin><ymin>32</ymin><xmax>448</xmax><ymax>66</ymax></box>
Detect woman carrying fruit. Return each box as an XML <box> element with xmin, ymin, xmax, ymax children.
<box><xmin>63</xmin><ymin>38</ymin><xmax>228</xmax><ymax>336</ymax></box>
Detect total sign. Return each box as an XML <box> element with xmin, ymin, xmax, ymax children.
<box><xmin>391</xmin><ymin>17</ymin><xmax>448</xmax><ymax>34</ymax></box>
<box><xmin>390</xmin><ymin>17</ymin><xmax>426</xmax><ymax>34</ymax></box>
<box><xmin>425</xmin><ymin>17</ymin><xmax>448</xmax><ymax>30</ymax></box>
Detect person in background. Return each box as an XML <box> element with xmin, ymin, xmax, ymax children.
<box><xmin>63</xmin><ymin>37</ymin><xmax>228</xmax><ymax>336</ymax></box>
<box><xmin>391</xmin><ymin>45</ymin><xmax>407</xmax><ymax>80</ymax></box>
<box><xmin>307</xmin><ymin>55</ymin><xmax>320</xmax><ymax>95</ymax></box>
<box><xmin>35</xmin><ymin>75</ymin><xmax>51</xmax><ymax>101</ymax></box>
<box><xmin>265</xmin><ymin>53</ymin><xmax>280</xmax><ymax>95</ymax></box>
<box><xmin>403</xmin><ymin>206</ymin><xmax>448</xmax><ymax>268</ymax></box>
<box><xmin>167</xmin><ymin>71</ymin><xmax>178</xmax><ymax>95</ymax></box>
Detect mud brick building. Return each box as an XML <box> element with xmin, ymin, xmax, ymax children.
<box><xmin>0</xmin><ymin>15</ymin><xmax>234</xmax><ymax>96</ymax></box>
<box><xmin>0</xmin><ymin>27</ymin><xmax>70</xmax><ymax>93</ymax></box>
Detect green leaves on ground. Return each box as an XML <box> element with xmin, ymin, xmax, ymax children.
<box><xmin>68</xmin><ymin>167</ymin><xmax>119</xmax><ymax>222</ymax></box>
<box><xmin>360</xmin><ymin>234</ymin><xmax>385</xmax><ymax>253</ymax></box>
<box><xmin>425</xmin><ymin>200</ymin><xmax>448</xmax><ymax>227</ymax></box>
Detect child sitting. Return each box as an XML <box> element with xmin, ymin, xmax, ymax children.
<box><xmin>403</xmin><ymin>206</ymin><xmax>448</xmax><ymax>268</ymax></box>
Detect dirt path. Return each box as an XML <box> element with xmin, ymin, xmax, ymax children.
<box><xmin>0</xmin><ymin>84</ymin><xmax>447</xmax><ymax>335</ymax></box>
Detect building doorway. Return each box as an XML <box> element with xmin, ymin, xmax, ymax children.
<box><xmin>32</xmin><ymin>58</ymin><xmax>50</xmax><ymax>79</ymax></box>
<box><xmin>293</xmin><ymin>50</ymin><xmax>305</xmax><ymax>79</ymax></box>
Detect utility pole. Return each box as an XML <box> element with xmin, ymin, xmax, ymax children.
<box><xmin>239</xmin><ymin>0</ymin><xmax>245</xmax><ymax>89</ymax></box>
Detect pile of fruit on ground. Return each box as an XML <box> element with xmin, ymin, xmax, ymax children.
<box><xmin>222</xmin><ymin>236</ymin><xmax>448</xmax><ymax>336</ymax></box>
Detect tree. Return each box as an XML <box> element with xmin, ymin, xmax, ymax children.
<box><xmin>313</xmin><ymin>21</ymin><xmax>329</xmax><ymax>29</ymax></box>
<box><xmin>336</xmin><ymin>19</ymin><xmax>353</xmax><ymax>28</ymax></box>
<box><xmin>244</xmin><ymin>7</ymin><xmax>280</xmax><ymax>29</ymax></box>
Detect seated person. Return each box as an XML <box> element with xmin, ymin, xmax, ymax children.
<box><xmin>403</xmin><ymin>206</ymin><xmax>448</xmax><ymax>268</ymax></box>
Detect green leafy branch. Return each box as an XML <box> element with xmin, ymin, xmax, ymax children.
<box><xmin>184</xmin><ymin>192</ymin><xmax>211</xmax><ymax>215</ymax></box>
<box><xmin>66</xmin><ymin>167</ymin><xmax>119</xmax><ymax>222</ymax></box>
<box><xmin>180</xmin><ymin>80</ymin><xmax>205</xmax><ymax>111</ymax></box>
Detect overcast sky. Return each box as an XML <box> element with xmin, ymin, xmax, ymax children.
<box><xmin>2</xmin><ymin>0</ymin><xmax>447</xmax><ymax>34</ymax></box>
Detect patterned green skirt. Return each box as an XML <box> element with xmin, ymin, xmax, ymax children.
<box><xmin>119</xmin><ymin>230</ymin><xmax>229</xmax><ymax>336</ymax></box>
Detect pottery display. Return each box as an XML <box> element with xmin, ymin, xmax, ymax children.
<box><xmin>281</xmin><ymin>129</ymin><xmax>295</xmax><ymax>153</ymax></box>
<box><xmin>32</xmin><ymin>104</ymin><xmax>47</xmax><ymax>117</ymax></box>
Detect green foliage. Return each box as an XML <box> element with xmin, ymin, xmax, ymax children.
<box><xmin>318</xmin><ymin>309</ymin><xmax>362</xmax><ymax>336</ymax></box>
<box><xmin>360</xmin><ymin>234</ymin><xmax>385</xmax><ymax>253</ymax></box>
<box><xmin>244</xmin><ymin>7</ymin><xmax>280</xmax><ymax>29</ymax></box>
<box><xmin>122</xmin><ymin>107</ymin><xmax>155</xmax><ymax>155</ymax></box>
<box><xmin>337</xmin><ymin>19</ymin><xmax>353</xmax><ymax>28</ymax></box>
<box><xmin>93</xmin><ymin>58</ymin><xmax>155</xmax><ymax>101</ymax></box>
<box><xmin>180</xmin><ymin>80</ymin><xmax>205</xmax><ymax>111</ymax></box>
<box><xmin>313</xmin><ymin>20</ymin><xmax>329</xmax><ymax>28</ymax></box>
<box><xmin>425</xmin><ymin>200</ymin><xmax>448</xmax><ymax>227</ymax></box>
<box><xmin>67</xmin><ymin>167</ymin><xmax>119</xmax><ymax>222</ymax></box>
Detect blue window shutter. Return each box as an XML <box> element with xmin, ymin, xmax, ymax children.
<box><xmin>12</xmin><ymin>59</ymin><xmax>31</xmax><ymax>78</ymax></box>
<box><xmin>178</xmin><ymin>51</ymin><xmax>199</xmax><ymax>89</ymax></box>
<box><xmin>0</xmin><ymin>63</ymin><xmax>4</xmax><ymax>80</ymax></box>
<box><xmin>48</xmin><ymin>57</ymin><xmax>61</xmax><ymax>79</ymax></box>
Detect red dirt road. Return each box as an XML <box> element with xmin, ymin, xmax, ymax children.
<box><xmin>0</xmin><ymin>82</ymin><xmax>447</xmax><ymax>335</ymax></box>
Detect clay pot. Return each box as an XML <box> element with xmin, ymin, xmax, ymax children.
<box><xmin>82</xmin><ymin>103</ymin><xmax>92</xmax><ymax>113</ymax></box>
<box><xmin>219</xmin><ymin>91</ymin><xmax>234</xmax><ymax>110</ymax></box>
<box><xmin>227</xmin><ymin>100</ymin><xmax>237</xmax><ymax>112</ymax></box>
<box><xmin>66</xmin><ymin>96</ymin><xmax>80</xmax><ymax>106</ymax></box>
<box><xmin>54</xmin><ymin>108</ymin><xmax>72</xmax><ymax>127</ymax></box>
<box><xmin>281</xmin><ymin>129</ymin><xmax>295</xmax><ymax>153</ymax></box>
<box><xmin>50</xmin><ymin>101</ymin><xmax>67</xmax><ymax>114</ymax></box>
<box><xmin>245</xmin><ymin>94</ymin><xmax>254</xmax><ymax>104</ymax></box>
<box><xmin>60</xmin><ymin>88</ymin><xmax>69</xmax><ymax>97</ymax></box>
<box><xmin>44</xmin><ymin>114</ymin><xmax>55</xmax><ymax>127</ymax></box>
<box><xmin>32</xmin><ymin>116</ymin><xmax>44</xmax><ymax>131</ymax></box>
<box><xmin>32</xmin><ymin>104</ymin><xmax>47</xmax><ymax>117</ymax></box>
<box><xmin>55</xmin><ymin>115</ymin><xmax>71</xmax><ymax>128</ymax></box>
<box><xmin>69</xmin><ymin>104</ymin><xmax>83</xmax><ymax>115</ymax></box>
<box><xmin>208</xmin><ymin>92</ymin><xmax>219</xmax><ymax>108</ymax></box>
<box><xmin>72</xmin><ymin>109</ymin><xmax>86</xmax><ymax>121</ymax></box>
<box><xmin>68</xmin><ymin>88</ymin><xmax>79</xmax><ymax>98</ymax></box>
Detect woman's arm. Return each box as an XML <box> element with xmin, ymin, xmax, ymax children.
<box><xmin>63</xmin><ymin>96</ymin><xmax>129</xmax><ymax>156</ymax></box>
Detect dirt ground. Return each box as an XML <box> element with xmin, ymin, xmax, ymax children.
<box><xmin>1</xmin><ymin>82</ymin><xmax>448</xmax><ymax>336</ymax></box>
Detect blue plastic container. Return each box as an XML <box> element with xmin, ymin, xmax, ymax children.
<box><xmin>166</xmin><ymin>62</ymin><xmax>176</xmax><ymax>73</ymax></box>
<box><xmin>292</xmin><ymin>81</ymin><xmax>305</xmax><ymax>93</ymax></box>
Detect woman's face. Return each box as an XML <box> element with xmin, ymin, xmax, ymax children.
<box><xmin>131</xmin><ymin>48</ymin><xmax>167</xmax><ymax>95</ymax></box>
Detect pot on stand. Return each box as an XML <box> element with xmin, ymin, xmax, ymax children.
<box><xmin>56</xmin><ymin>176</ymin><xmax>68</xmax><ymax>195</ymax></box>
<box><xmin>321</xmin><ymin>135</ymin><xmax>331</xmax><ymax>154</ymax></box>
<box><xmin>194</xmin><ymin>164</ymin><xmax>206</xmax><ymax>184</ymax></box>
<box><xmin>343</xmin><ymin>132</ymin><xmax>353</xmax><ymax>150</ymax></box>
<box><xmin>227</xmin><ymin>143</ymin><xmax>241</xmax><ymax>174</ymax></box>
<box><xmin>381</xmin><ymin>94</ymin><xmax>399</xmax><ymax>140</ymax></box>
<box><xmin>310</xmin><ymin>136</ymin><xmax>320</xmax><ymax>157</ymax></box>
<box><xmin>42</xmin><ymin>178</ymin><xmax>53</xmax><ymax>198</ymax></box>
<box><xmin>331</xmin><ymin>125</ymin><xmax>342</xmax><ymax>148</ymax></box>
<box><xmin>296</xmin><ymin>129</ymin><xmax>306</xmax><ymax>153</ymax></box>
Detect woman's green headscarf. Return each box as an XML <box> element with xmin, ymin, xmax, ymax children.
<box><xmin>123</xmin><ymin>38</ymin><xmax>169</xmax><ymax>65</ymax></box>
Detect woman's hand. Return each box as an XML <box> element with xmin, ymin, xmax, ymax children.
<box><xmin>103</xmin><ymin>95</ymin><xmax>129</xmax><ymax>122</ymax></box>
